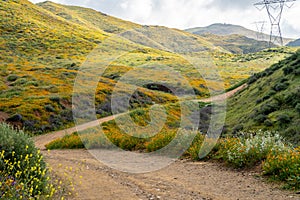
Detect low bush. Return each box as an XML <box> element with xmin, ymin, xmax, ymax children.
<box><xmin>259</xmin><ymin>102</ymin><xmax>279</xmax><ymax>115</ymax></box>
<box><xmin>273</xmin><ymin>82</ymin><xmax>289</xmax><ymax>92</ymax></box>
<box><xmin>216</xmin><ymin>130</ymin><xmax>287</xmax><ymax>168</ymax></box>
<box><xmin>186</xmin><ymin>133</ymin><xmax>212</xmax><ymax>160</ymax></box>
<box><xmin>7</xmin><ymin>74</ymin><xmax>19</xmax><ymax>82</ymax></box>
<box><xmin>45</xmin><ymin>104</ymin><xmax>55</xmax><ymax>112</ymax></box>
<box><xmin>46</xmin><ymin>133</ymin><xmax>85</xmax><ymax>150</ymax></box>
<box><xmin>296</xmin><ymin>103</ymin><xmax>300</xmax><ymax>115</ymax></box>
<box><xmin>145</xmin><ymin>130</ymin><xmax>176</xmax><ymax>152</ymax></box>
<box><xmin>263</xmin><ymin>147</ymin><xmax>300</xmax><ymax>190</ymax></box>
<box><xmin>0</xmin><ymin>123</ymin><xmax>56</xmax><ymax>198</ymax></box>
<box><xmin>277</xmin><ymin>114</ymin><xmax>291</xmax><ymax>125</ymax></box>
<box><xmin>254</xmin><ymin>114</ymin><xmax>267</xmax><ymax>123</ymax></box>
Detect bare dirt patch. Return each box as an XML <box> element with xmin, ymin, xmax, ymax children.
<box><xmin>43</xmin><ymin>149</ymin><xmax>299</xmax><ymax>200</ymax></box>
<box><xmin>0</xmin><ymin>111</ymin><xmax>9</xmax><ymax>122</ymax></box>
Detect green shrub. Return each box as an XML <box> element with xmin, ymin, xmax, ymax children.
<box><xmin>12</xmin><ymin>78</ymin><xmax>28</xmax><ymax>86</ymax></box>
<box><xmin>296</xmin><ymin>103</ymin><xmax>300</xmax><ymax>115</ymax></box>
<box><xmin>263</xmin><ymin>147</ymin><xmax>300</xmax><ymax>190</ymax></box>
<box><xmin>264</xmin><ymin>119</ymin><xmax>273</xmax><ymax>127</ymax></box>
<box><xmin>24</xmin><ymin>81</ymin><xmax>39</xmax><ymax>87</ymax></box>
<box><xmin>217</xmin><ymin>130</ymin><xmax>287</xmax><ymax>168</ymax></box>
<box><xmin>277</xmin><ymin>114</ymin><xmax>291</xmax><ymax>125</ymax></box>
<box><xmin>7</xmin><ymin>74</ymin><xmax>19</xmax><ymax>82</ymax></box>
<box><xmin>260</xmin><ymin>102</ymin><xmax>279</xmax><ymax>115</ymax></box>
<box><xmin>146</xmin><ymin>130</ymin><xmax>176</xmax><ymax>152</ymax></box>
<box><xmin>46</xmin><ymin>133</ymin><xmax>84</xmax><ymax>150</ymax></box>
<box><xmin>232</xmin><ymin>124</ymin><xmax>243</xmax><ymax>133</ymax></box>
<box><xmin>45</xmin><ymin>104</ymin><xmax>55</xmax><ymax>112</ymax></box>
<box><xmin>186</xmin><ymin>133</ymin><xmax>207</xmax><ymax>160</ymax></box>
<box><xmin>273</xmin><ymin>82</ymin><xmax>289</xmax><ymax>92</ymax></box>
<box><xmin>255</xmin><ymin>114</ymin><xmax>267</xmax><ymax>123</ymax></box>
<box><xmin>0</xmin><ymin>123</ymin><xmax>55</xmax><ymax>198</ymax></box>
<box><xmin>49</xmin><ymin>96</ymin><xmax>60</xmax><ymax>103</ymax></box>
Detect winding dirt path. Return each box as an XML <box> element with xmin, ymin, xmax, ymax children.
<box><xmin>33</xmin><ymin>84</ymin><xmax>300</xmax><ymax>199</ymax></box>
<box><xmin>34</xmin><ymin>114</ymin><xmax>122</xmax><ymax>150</ymax></box>
<box><xmin>34</xmin><ymin>84</ymin><xmax>247</xmax><ymax>149</ymax></box>
<box><xmin>198</xmin><ymin>84</ymin><xmax>247</xmax><ymax>103</ymax></box>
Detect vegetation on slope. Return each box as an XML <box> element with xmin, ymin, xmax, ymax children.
<box><xmin>287</xmin><ymin>38</ymin><xmax>300</xmax><ymax>47</ymax></box>
<box><xmin>0</xmin><ymin>0</ymin><xmax>295</xmax><ymax>135</ymax></box>
<box><xmin>201</xmin><ymin>33</ymin><xmax>276</xmax><ymax>54</ymax></box>
<box><xmin>0</xmin><ymin>0</ymin><xmax>182</xmax><ymax>133</ymax></box>
<box><xmin>37</xmin><ymin>1</ymin><xmax>140</xmax><ymax>34</ymax></box>
<box><xmin>225</xmin><ymin>49</ymin><xmax>300</xmax><ymax>145</ymax></box>
<box><xmin>186</xmin><ymin>23</ymin><xmax>263</xmax><ymax>38</ymax></box>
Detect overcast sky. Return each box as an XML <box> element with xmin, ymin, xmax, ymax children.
<box><xmin>29</xmin><ymin>0</ymin><xmax>300</xmax><ymax>38</ymax></box>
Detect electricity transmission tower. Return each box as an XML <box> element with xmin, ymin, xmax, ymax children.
<box><xmin>254</xmin><ymin>0</ymin><xmax>297</xmax><ymax>46</ymax></box>
<box><xmin>253</xmin><ymin>21</ymin><xmax>267</xmax><ymax>41</ymax></box>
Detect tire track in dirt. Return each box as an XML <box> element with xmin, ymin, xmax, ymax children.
<box><xmin>44</xmin><ymin>150</ymin><xmax>299</xmax><ymax>200</ymax></box>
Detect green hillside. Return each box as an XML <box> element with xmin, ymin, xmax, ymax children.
<box><xmin>186</xmin><ymin>23</ymin><xmax>293</xmax><ymax>46</ymax></box>
<box><xmin>0</xmin><ymin>0</ymin><xmax>178</xmax><ymax>133</ymax></box>
<box><xmin>37</xmin><ymin>1</ymin><xmax>140</xmax><ymax>33</ymax></box>
<box><xmin>201</xmin><ymin>33</ymin><xmax>276</xmax><ymax>54</ymax></box>
<box><xmin>287</xmin><ymin>38</ymin><xmax>300</xmax><ymax>47</ymax></box>
<box><xmin>0</xmin><ymin>0</ymin><xmax>295</xmax><ymax>134</ymax></box>
<box><xmin>225</xmin><ymin>49</ymin><xmax>300</xmax><ymax>145</ymax></box>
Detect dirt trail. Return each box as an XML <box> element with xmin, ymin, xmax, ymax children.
<box><xmin>196</xmin><ymin>84</ymin><xmax>247</xmax><ymax>103</ymax></box>
<box><xmin>35</xmin><ymin>84</ymin><xmax>247</xmax><ymax>150</ymax></box>
<box><xmin>33</xmin><ymin>84</ymin><xmax>300</xmax><ymax>199</ymax></box>
<box><xmin>44</xmin><ymin>150</ymin><xmax>299</xmax><ymax>200</ymax></box>
<box><xmin>34</xmin><ymin>114</ymin><xmax>122</xmax><ymax>149</ymax></box>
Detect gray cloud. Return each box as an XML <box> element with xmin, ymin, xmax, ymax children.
<box><xmin>29</xmin><ymin>0</ymin><xmax>300</xmax><ymax>38</ymax></box>
<box><xmin>207</xmin><ymin>0</ymin><xmax>255</xmax><ymax>10</ymax></box>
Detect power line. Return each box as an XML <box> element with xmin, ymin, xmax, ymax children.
<box><xmin>252</xmin><ymin>21</ymin><xmax>267</xmax><ymax>40</ymax></box>
<box><xmin>254</xmin><ymin>0</ymin><xmax>297</xmax><ymax>46</ymax></box>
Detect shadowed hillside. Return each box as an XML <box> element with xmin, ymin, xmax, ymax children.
<box><xmin>287</xmin><ymin>38</ymin><xmax>300</xmax><ymax>47</ymax></box>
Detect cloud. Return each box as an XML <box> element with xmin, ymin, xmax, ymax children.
<box><xmin>28</xmin><ymin>0</ymin><xmax>300</xmax><ymax>38</ymax></box>
<box><xmin>207</xmin><ymin>0</ymin><xmax>255</xmax><ymax>10</ymax></box>
<box><xmin>115</xmin><ymin>0</ymin><xmax>154</xmax><ymax>22</ymax></box>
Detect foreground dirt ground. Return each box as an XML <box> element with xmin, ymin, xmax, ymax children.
<box><xmin>43</xmin><ymin>149</ymin><xmax>299</xmax><ymax>200</ymax></box>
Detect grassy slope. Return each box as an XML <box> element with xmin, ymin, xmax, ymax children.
<box><xmin>225</xmin><ymin>49</ymin><xmax>300</xmax><ymax>145</ymax></box>
<box><xmin>1</xmin><ymin>0</ymin><xmax>105</xmax><ymax>132</ymax></box>
<box><xmin>287</xmin><ymin>38</ymin><xmax>300</xmax><ymax>47</ymax></box>
<box><xmin>201</xmin><ymin>33</ymin><xmax>276</xmax><ymax>54</ymax></box>
<box><xmin>0</xmin><ymin>0</ymin><xmax>178</xmax><ymax>133</ymax></box>
<box><xmin>186</xmin><ymin>23</ymin><xmax>260</xmax><ymax>37</ymax></box>
<box><xmin>37</xmin><ymin>1</ymin><xmax>140</xmax><ymax>33</ymax></box>
<box><xmin>37</xmin><ymin>1</ymin><xmax>295</xmax><ymax>89</ymax></box>
<box><xmin>0</xmin><ymin>0</ymin><xmax>295</xmax><ymax>134</ymax></box>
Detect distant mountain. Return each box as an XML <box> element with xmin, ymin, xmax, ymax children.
<box><xmin>287</xmin><ymin>38</ymin><xmax>300</xmax><ymax>47</ymax></box>
<box><xmin>186</xmin><ymin>23</ymin><xmax>293</xmax><ymax>45</ymax></box>
<box><xmin>225</xmin><ymin>50</ymin><xmax>300</xmax><ymax>145</ymax></box>
<box><xmin>200</xmin><ymin>33</ymin><xmax>276</xmax><ymax>54</ymax></box>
